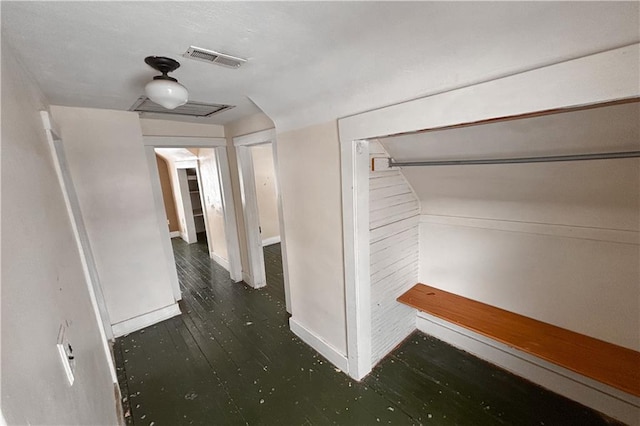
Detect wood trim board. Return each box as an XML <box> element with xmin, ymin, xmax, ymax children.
<box><xmin>289</xmin><ymin>317</ymin><xmax>349</xmax><ymax>373</ymax></box>
<box><xmin>111</xmin><ymin>303</ymin><xmax>181</xmax><ymax>337</ymax></box>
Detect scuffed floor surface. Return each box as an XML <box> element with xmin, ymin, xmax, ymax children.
<box><xmin>114</xmin><ymin>240</ymin><xmax>620</xmax><ymax>425</ymax></box>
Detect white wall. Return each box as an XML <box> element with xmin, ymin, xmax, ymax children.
<box><xmin>50</xmin><ymin>106</ymin><xmax>178</xmax><ymax>330</ymax></box>
<box><xmin>278</xmin><ymin>121</ymin><xmax>348</xmax><ymax>357</ymax></box>
<box><xmin>198</xmin><ymin>148</ymin><xmax>229</xmax><ymax>264</ymax></box>
<box><xmin>251</xmin><ymin>144</ymin><xmax>280</xmax><ymax>244</ymax></box>
<box><xmin>368</xmin><ymin>141</ymin><xmax>419</xmax><ymax>365</ymax></box>
<box><xmin>1</xmin><ymin>44</ymin><xmax>119</xmax><ymax>425</ymax></box>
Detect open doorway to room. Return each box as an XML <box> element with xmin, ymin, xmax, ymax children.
<box><xmin>233</xmin><ymin>129</ymin><xmax>291</xmax><ymax>311</ymax></box>
<box><xmin>153</xmin><ymin>146</ymin><xmax>237</xmax><ymax>274</ymax></box>
<box><xmin>144</xmin><ymin>137</ymin><xmax>243</xmax><ymax>298</ymax></box>
<box><xmin>154</xmin><ymin>148</ymin><xmax>207</xmax><ymax>246</ymax></box>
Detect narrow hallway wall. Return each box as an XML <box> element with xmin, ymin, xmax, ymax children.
<box><xmin>50</xmin><ymin>106</ymin><xmax>178</xmax><ymax>332</ymax></box>
<box><xmin>1</xmin><ymin>44</ymin><xmax>119</xmax><ymax>425</ymax></box>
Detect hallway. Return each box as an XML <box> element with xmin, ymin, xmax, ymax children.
<box><xmin>114</xmin><ymin>240</ymin><xmax>618</xmax><ymax>425</ymax></box>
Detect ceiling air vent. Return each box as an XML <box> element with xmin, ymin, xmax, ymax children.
<box><xmin>130</xmin><ymin>97</ymin><xmax>234</xmax><ymax>117</ymax></box>
<box><xmin>183</xmin><ymin>46</ymin><xmax>246</xmax><ymax>69</ymax></box>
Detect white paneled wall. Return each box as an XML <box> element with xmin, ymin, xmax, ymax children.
<box><xmin>369</xmin><ymin>141</ymin><xmax>420</xmax><ymax>365</ymax></box>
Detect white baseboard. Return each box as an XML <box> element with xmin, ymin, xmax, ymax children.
<box><xmin>416</xmin><ymin>312</ymin><xmax>640</xmax><ymax>425</ymax></box>
<box><xmin>169</xmin><ymin>231</ymin><xmax>180</xmax><ymax>238</ymax></box>
<box><xmin>112</xmin><ymin>303</ymin><xmax>181</xmax><ymax>338</ymax></box>
<box><xmin>262</xmin><ymin>236</ymin><xmax>281</xmax><ymax>246</ymax></box>
<box><xmin>210</xmin><ymin>252</ymin><xmax>230</xmax><ymax>271</ymax></box>
<box><xmin>289</xmin><ymin>317</ymin><xmax>349</xmax><ymax>373</ymax></box>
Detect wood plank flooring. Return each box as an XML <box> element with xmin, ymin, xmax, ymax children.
<box><xmin>114</xmin><ymin>239</ymin><xmax>621</xmax><ymax>425</ymax></box>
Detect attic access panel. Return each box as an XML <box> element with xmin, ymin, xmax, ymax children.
<box><xmin>130</xmin><ymin>96</ymin><xmax>234</xmax><ymax>117</ymax></box>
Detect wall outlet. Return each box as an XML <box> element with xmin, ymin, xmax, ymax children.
<box><xmin>57</xmin><ymin>324</ymin><xmax>75</xmax><ymax>386</ymax></box>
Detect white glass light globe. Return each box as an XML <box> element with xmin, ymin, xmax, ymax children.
<box><xmin>144</xmin><ymin>79</ymin><xmax>188</xmax><ymax>109</ymax></box>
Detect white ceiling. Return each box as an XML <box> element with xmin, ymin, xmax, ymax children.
<box><xmin>2</xmin><ymin>2</ymin><xmax>638</xmax><ymax>129</ymax></box>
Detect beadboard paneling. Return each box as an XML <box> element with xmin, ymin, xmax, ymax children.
<box><xmin>369</xmin><ymin>141</ymin><xmax>420</xmax><ymax>365</ymax></box>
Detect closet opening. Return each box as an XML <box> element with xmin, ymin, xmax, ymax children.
<box><xmin>339</xmin><ymin>94</ymin><xmax>640</xmax><ymax>424</ymax></box>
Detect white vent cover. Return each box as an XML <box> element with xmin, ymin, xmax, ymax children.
<box><xmin>183</xmin><ymin>46</ymin><xmax>246</xmax><ymax>69</ymax></box>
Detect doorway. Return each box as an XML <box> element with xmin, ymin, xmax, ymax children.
<box><xmin>233</xmin><ymin>129</ymin><xmax>291</xmax><ymax>312</ymax></box>
<box><xmin>144</xmin><ymin>137</ymin><xmax>243</xmax><ymax>295</ymax></box>
<box><xmin>153</xmin><ymin>149</ymin><xmax>208</xmax><ymax>247</ymax></box>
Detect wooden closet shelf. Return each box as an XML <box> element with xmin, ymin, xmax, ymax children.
<box><xmin>398</xmin><ymin>283</ymin><xmax>640</xmax><ymax>397</ymax></box>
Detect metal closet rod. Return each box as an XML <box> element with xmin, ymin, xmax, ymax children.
<box><xmin>389</xmin><ymin>151</ymin><xmax>640</xmax><ymax>167</ymax></box>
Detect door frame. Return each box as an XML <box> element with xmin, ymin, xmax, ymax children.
<box><xmin>233</xmin><ymin>129</ymin><xmax>292</xmax><ymax>312</ymax></box>
<box><xmin>144</xmin><ymin>137</ymin><xmax>243</xmax><ymax>288</ymax></box>
<box><xmin>40</xmin><ymin>111</ymin><xmax>118</xmax><ymax>383</ymax></box>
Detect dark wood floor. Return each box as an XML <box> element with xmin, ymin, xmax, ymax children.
<box><xmin>114</xmin><ymin>239</ymin><xmax>620</xmax><ymax>425</ymax></box>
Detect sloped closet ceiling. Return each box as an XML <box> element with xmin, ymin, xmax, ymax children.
<box><xmin>378</xmin><ymin>102</ymin><xmax>640</xmax><ymax>230</ymax></box>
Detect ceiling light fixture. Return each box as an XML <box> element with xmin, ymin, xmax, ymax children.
<box><xmin>144</xmin><ymin>56</ymin><xmax>188</xmax><ymax>109</ymax></box>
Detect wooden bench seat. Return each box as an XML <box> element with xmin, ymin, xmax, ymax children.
<box><xmin>397</xmin><ymin>284</ymin><xmax>640</xmax><ymax>397</ymax></box>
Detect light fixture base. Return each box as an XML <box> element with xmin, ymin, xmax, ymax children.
<box><xmin>152</xmin><ymin>74</ymin><xmax>178</xmax><ymax>82</ymax></box>
<box><xmin>145</xmin><ymin>56</ymin><xmax>181</xmax><ymax>75</ymax></box>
